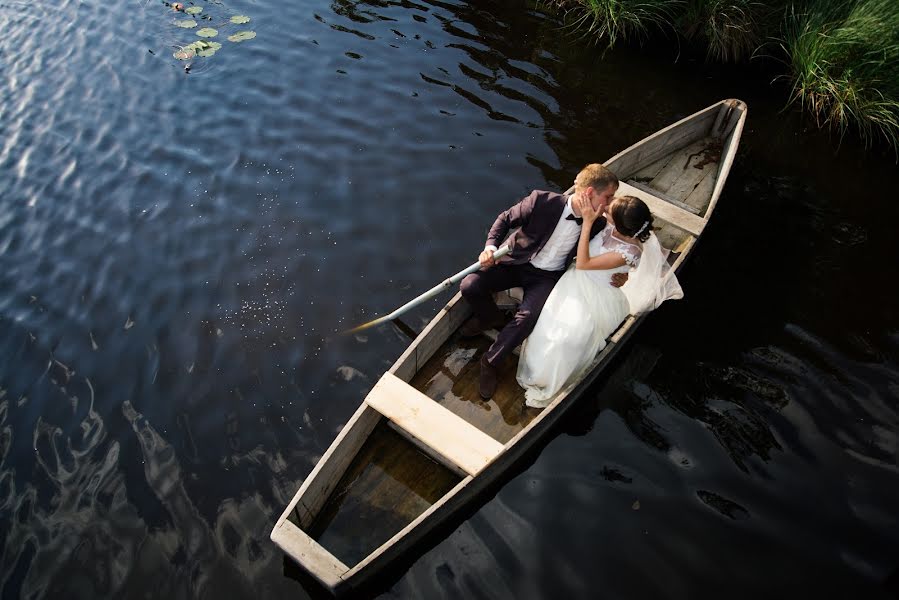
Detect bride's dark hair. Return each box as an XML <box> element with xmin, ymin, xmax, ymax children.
<box><xmin>611</xmin><ymin>195</ymin><xmax>653</xmax><ymax>242</ymax></box>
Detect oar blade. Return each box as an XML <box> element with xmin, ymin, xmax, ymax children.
<box><xmin>345</xmin><ymin>316</ymin><xmax>389</xmax><ymax>335</ymax></box>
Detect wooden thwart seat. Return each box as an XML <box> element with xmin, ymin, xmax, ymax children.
<box><xmin>271</xmin><ymin>520</ymin><xmax>348</xmax><ymax>589</ymax></box>
<box><xmin>365</xmin><ymin>373</ymin><xmax>504</xmax><ymax>476</ymax></box>
<box><xmin>617</xmin><ymin>181</ymin><xmax>706</xmax><ymax>236</ymax></box>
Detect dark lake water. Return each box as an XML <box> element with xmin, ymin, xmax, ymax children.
<box><xmin>1</xmin><ymin>0</ymin><xmax>897</xmax><ymax>598</ymax></box>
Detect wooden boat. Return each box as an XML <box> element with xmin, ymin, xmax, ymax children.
<box><xmin>271</xmin><ymin>98</ymin><xmax>748</xmax><ymax>594</ymax></box>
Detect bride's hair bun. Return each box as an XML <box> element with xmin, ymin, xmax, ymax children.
<box><xmin>611</xmin><ymin>195</ymin><xmax>653</xmax><ymax>242</ymax></box>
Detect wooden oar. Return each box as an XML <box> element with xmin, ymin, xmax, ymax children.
<box><xmin>346</xmin><ymin>245</ymin><xmax>511</xmax><ymax>334</ymax></box>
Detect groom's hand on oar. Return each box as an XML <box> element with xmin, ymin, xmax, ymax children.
<box><xmin>479</xmin><ymin>248</ymin><xmax>497</xmax><ymax>269</ymax></box>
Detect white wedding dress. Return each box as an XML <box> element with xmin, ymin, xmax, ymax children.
<box><xmin>517</xmin><ymin>222</ymin><xmax>681</xmax><ymax>408</ymax></box>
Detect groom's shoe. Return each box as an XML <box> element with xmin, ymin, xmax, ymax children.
<box><xmin>479</xmin><ymin>355</ymin><xmax>499</xmax><ymax>399</ymax></box>
<box><xmin>460</xmin><ymin>313</ymin><xmax>506</xmax><ymax>338</ymax></box>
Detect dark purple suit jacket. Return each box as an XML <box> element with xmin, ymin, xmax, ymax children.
<box><xmin>486</xmin><ymin>190</ymin><xmax>606</xmax><ymax>268</ymax></box>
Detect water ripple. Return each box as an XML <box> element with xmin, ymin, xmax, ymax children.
<box><xmin>2</xmin><ymin>0</ymin><xmax>899</xmax><ymax>597</ymax></box>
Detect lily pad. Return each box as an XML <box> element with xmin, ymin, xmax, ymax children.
<box><xmin>175</xmin><ymin>19</ymin><xmax>197</xmax><ymax>28</ymax></box>
<box><xmin>197</xmin><ymin>41</ymin><xmax>222</xmax><ymax>57</ymax></box>
<box><xmin>185</xmin><ymin>6</ymin><xmax>203</xmax><ymax>15</ymax></box>
<box><xmin>196</xmin><ymin>27</ymin><xmax>218</xmax><ymax>38</ymax></box>
<box><xmin>230</xmin><ymin>15</ymin><xmax>250</xmax><ymax>24</ymax></box>
<box><xmin>227</xmin><ymin>30</ymin><xmax>256</xmax><ymax>42</ymax></box>
<box><xmin>173</xmin><ymin>48</ymin><xmax>195</xmax><ymax>60</ymax></box>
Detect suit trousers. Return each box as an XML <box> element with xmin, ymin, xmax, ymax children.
<box><xmin>460</xmin><ymin>262</ymin><xmax>563</xmax><ymax>366</ymax></box>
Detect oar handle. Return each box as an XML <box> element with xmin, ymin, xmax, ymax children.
<box><xmin>446</xmin><ymin>245</ymin><xmax>511</xmax><ymax>285</ymax></box>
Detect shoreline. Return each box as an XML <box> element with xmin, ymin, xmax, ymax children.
<box><xmin>538</xmin><ymin>0</ymin><xmax>899</xmax><ymax>159</ymax></box>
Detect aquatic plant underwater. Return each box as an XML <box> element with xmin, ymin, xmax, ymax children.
<box><xmin>545</xmin><ymin>0</ymin><xmax>899</xmax><ymax>156</ymax></box>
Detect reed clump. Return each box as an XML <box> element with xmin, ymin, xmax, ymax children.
<box><xmin>546</xmin><ymin>0</ymin><xmax>899</xmax><ymax>155</ymax></box>
<box><xmin>550</xmin><ymin>0</ymin><xmax>679</xmax><ymax>48</ymax></box>
<box><xmin>679</xmin><ymin>0</ymin><xmax>772</xmax><ymax>62</ymax></box>
<box><xmin>781</xmin><ymin>0</ymin><xmax>899</xmax><ymax>152</ymax></box>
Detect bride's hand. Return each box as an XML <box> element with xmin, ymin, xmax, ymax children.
<box><xmin>577</xmin><ymin>195</ymin><xmax>598</xmax><ymax>223</ymax></box>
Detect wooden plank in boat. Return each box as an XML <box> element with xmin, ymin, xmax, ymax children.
<box><xmin>626</xmin><ymin>180</ymin><xmax>702</xmax><ymax>215</ymax></box>
<box><xmin>665</xmin><ymin>159</ymin><xmax>717</xmax><ymax>211</ymax></box>
<box><xmin>617</xmin><ymin>181</ymin><xmax>706</xmax><ymax>236</ymax></box>
<box><xmin>648</xmin><ymin>138</ymin><xmax>718</xmax><ymax>200</ymax></box>
<box><xmin>612</xmin><ymin>125</ymin><xmax>705</xmax><ymax>178</ymax></box>
<box><xmin>271</xmin><ymin>520</ymin><xmax>349</xmax><ymax>590</ymax></box>
<box><xmin>608</xmin><ymin>107</ymin><xmax>718</xmax><ymax>177</ymax></box>
<box><xmin>682</xmin><ymin>168</ymin><xmax>717</xmax><ymax>215</ymax></box>
<box><xmin>631</xmin><ymin>152</ymin><xmax>672</xmax><ymax>182</ymax></box>
<box><xmin>366</xmin><ymin>372</ymin><xmax>504</xmax><ymax>476</ymax></box>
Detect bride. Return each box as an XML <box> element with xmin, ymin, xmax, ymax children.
<box><xmin>516</xmin><ymin>194</ymin><xmax>682</xmax><ymax>408</ymax></box>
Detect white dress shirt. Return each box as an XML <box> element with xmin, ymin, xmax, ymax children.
<box><xmin>529</xmin><ymin>196</ymin><xmax>581</xmax><ymax>271</ymax></box>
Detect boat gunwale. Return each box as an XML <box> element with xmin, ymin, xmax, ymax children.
<box><xmin>707</xmin><ymin>100</ymin><xmax>747</xmax><ymax>218</ymax></box>
<box><xmin>270</xmin><ymin>401</ymin><xmax>382</xmax><ymax>592</ymax></box>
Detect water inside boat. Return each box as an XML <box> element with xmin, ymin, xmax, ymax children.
<box><xmin>296</xmin><ymin>421</ymin><xmax>462</xmax><ymax>566</ymax></box>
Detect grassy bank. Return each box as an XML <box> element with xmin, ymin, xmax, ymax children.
<box><xmin>547</xmin><ymin>0</ymin><xmax>899</xmax><ymax>156</ymax></box>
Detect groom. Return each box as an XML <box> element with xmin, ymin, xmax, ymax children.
<box><xmin>460</xmin><ymin>163</ymin><xmax>626</xmax><ymax>399</ymax></box>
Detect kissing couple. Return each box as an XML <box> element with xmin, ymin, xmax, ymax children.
<box><xmin>460</xmin><ymin>163</ymin><xmax>683</xmax><ymax>407</ymax></box>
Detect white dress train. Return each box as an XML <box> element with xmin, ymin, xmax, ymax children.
<box><xmin>516</xmin><ymin>223</ymin><xmax>680</xmax><ymax>408</ymax></box>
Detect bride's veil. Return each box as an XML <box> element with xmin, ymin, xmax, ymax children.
<box><xmin>620</xmin><ymin>232</ymin><xmax>684</xmax><ymax>315</ymax></box>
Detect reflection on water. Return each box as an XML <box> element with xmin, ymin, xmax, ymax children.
<box><xmin>1</xmin><ymin>0</ymin><xmax>898</xmax><ymax>597</ymax></box>
<box><xmin>0</xmin><ymin>336</ymin><xmax>290</xmax><ymax>597</ymax></box>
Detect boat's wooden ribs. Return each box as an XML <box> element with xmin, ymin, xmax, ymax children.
<box><xmin>617</xmin><ymin>181</ymin><xmax>705</xmax><ymax>236</ymax></box>
<box><xmin>365</xmin><ymin>373</ymin><xmax>504</xmax><ymax>476</ymax></box>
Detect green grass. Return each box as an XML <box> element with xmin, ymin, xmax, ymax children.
<box><xmin>781</xmin><ymin>0</ymin><xmax>899</xmax><ymax>153</ymax></box>
<box><xmin>679</xmin><ymin>0</ymin><xmax>772</xmax><ymax>62</ymax></box>
<box><xmin>553</xmin><ymin>0</ymin><xmax>681</xmax><ymax>48</ymax></box>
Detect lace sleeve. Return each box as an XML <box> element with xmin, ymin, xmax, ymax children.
<box><xmin>613</xmin><ymin>242</ymin><xmax>641</xmax><ymax>268</ymax></box>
